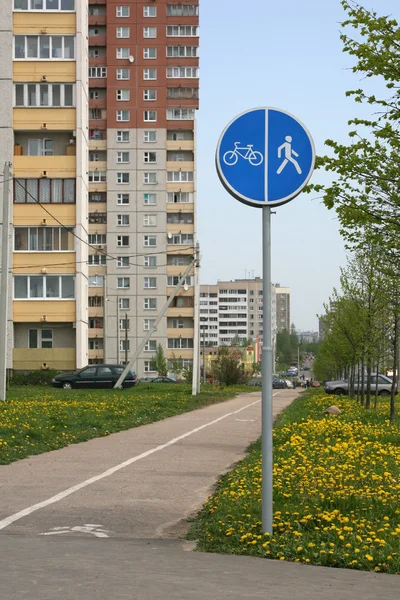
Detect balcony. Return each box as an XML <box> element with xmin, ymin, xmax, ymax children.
<box><xmin>13</xmin><ymin>155</ymin><xmax>76</xmax><ymax>178</ymax></box>
<box><xmin>166</xmin><ymin>161</ymin><xmax>194</xmax><ymax>171</ymax></box>
<box><xmin>167</xmin><ymin>306</ymin><xmax>194</xmax><ymax>318</ymax></box>
<box><xmin>89</xmin><ymin>14</ymin><xmax>106</xmax><ymax>26</ymax></box>
<box><xmin>13</xmin><ymin>300</ymin><xmax>76</xmax><ymax>323</ymax></box>
<box><xmin>88</xmin><ymin>306</ymin><xmax>104</xmax><ymax>318</ymax></box>
<box><xmin>89</xmin><ymin>139</ymin><xmax>107</xmax><ymax>151</ymax></box>
<box><xmin>88</xmin><ymin>328</ymin><xmax>104</xmax><ymax>338</ymax></box>
<box><xmin>13</xmin><ymin>348</ymin><xmax>76</xmax><ymax>371</ymax></box>
<box><xmin>166</xmin><ymin>349</ymin><xmax>193</xmax><ymax>360</ymax></box>
<box><xmin>166</xmin><ymin>140</ymin><xmax>195</xmax><ymax>151</ymax></box>
<box><xmin>13</xmin><ymin>108</ymin><xmax>76</xmax><ymax>131</ymax></box>
<box><xmin>89</xmin><ymin>98</ymin><xmax>107</xmax><ymax>109</ymax></box>
<box><xmin>89</xmin><ymin>35</ymin><xmax>107</xmax><ymax>47</ymax></box>
<box><xmin>88</xmin><ymin>348</ymin><xmax>104</xmax><ymax>359</ymax></box>
<box><xmin>167</xmin><ymin>328</ymin><xmax>194</xmax><ymax>338</ymax></box>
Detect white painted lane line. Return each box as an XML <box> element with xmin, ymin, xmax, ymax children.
<box><xmin>0</xmin><ymin>396</ymin><xmax>268</xmax><ymax>531</ymax></box>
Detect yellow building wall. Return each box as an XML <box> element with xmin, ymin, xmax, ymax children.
<box><xmin>13</xmin><ymin>252</ymin><xmax>77</xmax><ymax>274</ymax></box>
<box><xmin>13</xmin><ymin>62</ymin><xmax>76</xmax><ymax>83</ymax></box>
<box><xmin>13</xmin><ymin>301</ymin><xmax>76</xmax><ymax>323</ymax></box>
<box><xmin>13</xmin><ymin>156</ymin><xmax>76</xmax><ymax>178</ymax></box>
<box><xmin>13</xmin><ymin>204</ymin><xmax>76</xmax><ymax>226</ymax></box>
<box><xmin>13</xmin><ymin>13</ymin><xmax>76</xmax><ymax>34</ymax></box>
<box><xmin>13</xmin><ymin>348</ymin><xmax>76</xmax><ymax>371</ymax></box>
<box><xmin>13</xmin><ymin>108</ymin><xmax>76</xmax><ymax>131</ymax></box>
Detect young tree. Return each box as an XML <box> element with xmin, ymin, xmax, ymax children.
<box><xmin>151</xmin><ymin>344</ymin><xmax>168</xmax><ymax>377</ymax></box>
<box><xmin>212</xmin><ymin>346</ymin><xmax>247</xmax><ymax>387</ymax></box>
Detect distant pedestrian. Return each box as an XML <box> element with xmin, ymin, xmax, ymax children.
<box><xmin>209</xmin><ymin>377</ymin><xmax>214</xmax><ymax>385</ymax></box>
<box><xmin>306</xmin><ymin>379</ymin><xmax>310</xmax><ymax>388</ymax></box>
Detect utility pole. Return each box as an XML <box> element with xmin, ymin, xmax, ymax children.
<box><xmin>116</xmin><ymin>296</ymin><xmax>120</xmax><ymax>364</ymax></box>
<box><xmin>202</xmin><ymin>325</ymin><xmax>206</xmax><ymax>383</ymax></box>
<box><xmin>0</xmin><ymin>163</ymin><xmax>10</xmax><ymax>401</ymax></box>
<box><xmin>192</xmin><ymin>242</ymin><xmax>201</xmax><ymax>395</ymax></box>
<box><xmin>103</xmin><ymin>273</ymin><xmax>107</xmax><ymax>363</ymax></box>
<box><xmin>125</xmin><ymin>312</ymin><xmax>128</xmax><ymax>365</ymax></box>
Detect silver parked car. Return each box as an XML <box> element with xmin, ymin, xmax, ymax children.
<box><xmin>324</xmin><ymin>374</ymin><xmax>396</xmax><ymax>396</ymax></box>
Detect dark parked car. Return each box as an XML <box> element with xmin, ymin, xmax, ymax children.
<box><xmin>151</xmin><ymin>377</ymin><xmax>181</xmax><ymax>384</ymax></box>
<box><xmin>273</xmin><ymin>378</ymin><xmax>288</xmax><ymax>389</ymax></box>
<box><xmin>248</xmin><ymin>380</ymin><xmax>262</xmax><ymax>387</ymax></box>
<box><xmin>138</xmin><ymin>376</ymin><xmax>155</xmax><ymax>383</ymax></box>
<box><xmin>51</xmin><ymin>365</ymin><xmax>137</xmax><ymax>390</ymax></box>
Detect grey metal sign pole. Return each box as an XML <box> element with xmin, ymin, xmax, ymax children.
<box><xmin>262</xmin><ymin>206</ymin><xmax>273</xmax><ymax>534</ymax></box>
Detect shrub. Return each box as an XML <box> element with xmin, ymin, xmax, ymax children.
<box><xmin>11</xmin><ymin>370</ymin><xmax>59</xmax><ymax>386</ymax></box>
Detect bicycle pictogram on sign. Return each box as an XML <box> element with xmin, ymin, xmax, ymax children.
<box><xmin>223</xmin><ymin>142</ymin><xmax>263</xmax><ymax>167</ymax></box>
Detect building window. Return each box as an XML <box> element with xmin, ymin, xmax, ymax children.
<box><xmin>143</xmin><ymin>27</ymin><xmax>157</xmax><ymax>38</ymax></box>
<box><xmin>144</xmin><ymin>235</ymin><xmax>156</xmax><ymax>247</ymax></box>
<box><xmin>167</xmin><ymin>275</ymin><xmax>192</xmax><ymax>286</ymax></box>
<box><xmin>117</xmin><ymin>110</ymin><xmax>130</xmax><ymax>122</ymax></box>
<box><xmin>167</xmin><ymin>192</ymin><xmax>193</xmax><ymax>203</ymax></box>
<box><xmin>117</xmin><ymin>172</ymin><xmax>130</xmax><ymax>184</ymax></box>
<box><xmin>116</xmin><ymin>27</ymin><xmax>130</xmax><ymax>38</ymax></box>
<box><xmin>28</xmin><ymin>329</ymin><xmax>53</xmax><ymax>349</ymax></box>
<box><xmin>168</xmin><ymin>233</ymin><xmax>194</xmax><ymax>245</ymax></box>
<box><xmin>119</xmin><ymin>298</ymin><xmax>130</xmax><ymax>310</ymax></box>
<box><xmin>167</xmin><ymin>108</ymin><xmax>195</xmax><ymax>120</ymax></box>
<box><xmin>144</xmin><ymin>47</ymin><xmax>157</xmax><ymax>59</ymax></box>
<box><xmin>14</xmin><ymin>83</ymin><xmax>75</xmax><ymax>107</ymax></box>
<box><xmin>117</xmin><ymin>214</ymin><xmax>130</xmax><ymax>226</ymax></box>
<box><xmin>89</xmin><ymin>67</ymin><xmax>107</xmax><ymax>78</ymax></box>
<box><xmin>144</xmin><ymin>193</ymin><xmax>157</xmax><ymax>205</ymax></box>
<box><xmin>143</xmin><ymin>130</ymin><xmax>157</xmax><ymax>142</ymax></box>
<box><xmin>14</xmin><ymin>0</ymin><xmax>75</xmax><ymax>11</ymax></box>
<box><xmin>88</xmin><ymin>275</ymin><xmax>104</xmax><ymax>287</ymax></box>
<box><xmin>166</xmin><ymin>25</ymin><xmax>198</xmax><ymax>37</ymax></box>
<box><xmin>117</xmin><ymin>256</ymin><xmax>129</xmax><ymax>268</ymax></box>
<box><xmin>143</xmin><ymin>214</ymin><xmax>157</xmax><ymax>226</ymax></box>
<box><xmin>167</xmin><ymin>171</ymin><xmax>194</xmax><ymax>182</ymax></box>
<box><xmin>117</xmin><ymin>131</ymin><xmax>129</xmax><ymax>143</ymax></box>
<box><xmin>116</xmin><ymin>90</ymin><xmax>130</xmax><ymax>101</ymax></box>
<box><xmin>144</xmin><ymin>255</ymin><xmax>157</xmax><ymax>268</ymax></box>
<box><xmin>144</xmin><ymin>277</ymin><xmax>157</xmax><ymax>289</ymax></box>
<box><xmin>116</xmin><ymin>5</ymin><xmax>129</xmax><ymax>17</ymax></box>
<box><xmin>143</xmin><ymin>5</ymin><xmax>156</xmax><ymax>17</ymax></box>
<box><xmin>117</xmin><ymin>277</ymin><xmax>130</xmax><ymax>289</ymax></box>
<box><xmin>120</xmin><ymin>340</ymin><xmax>130</xmax><ymax>352</ymax></box>
<box><xmin>143</xmin><ymin>172</ymin><xmax>157</xmax><ymax>184</ymax></box>
<box><xmin>88</xmin><ymin>212</ymin><xmax>107</xmax><ymax>224</ymax></box>
<box><xmin>14</xmin><ymin>227</ymin><xmax>74</xmax><ymax>252</ymax></box>
<box><xmin>167</xmin><ymin>46</ymin><xmax>198</xmax><ymax>57</ymax></box>
<box><xmin>88</xmin><ymin>233</ymin><xmax>106</xmax><ymax>245</ymax></box>
<box><xmin>14</xmin><ymin>35</ymin><xmax>75</xmax><ymax>60</ymax></box>
<box><xmin>88</xmin><ymin>254</ymin><xmax>106</xmax><ymax>265</ymax></box>
<box><xmin>143</xmin><ymin>89</ymin><xmax>157</xmax><ymax>101</ymax></box>
<box><xmin>116</xmin><ymin>47</ymin><xmax>130</xmax><ymax>59</ymax></box>
<box><xmin>14</xmin><ymin>178</ymin><xmax>75</xmax><ymax>204</ymax></box>
<box><xmin>117</xmin><ymin>151</ymin><xmax>130</xmax><ymax>163</ymax></box>
<box><xmin>116</xmin><ymin>69</ymin><xmax>130</xmax><ymax>80</ymax></box>
<box><xmin>14</xmin><ymin>275</ymin><xmax>75</xmax><ymax>300</ymax></box>
<box><xmin>143</xmin><ymin>151</ymin><xmax>157</xmax><ymax>163</ymax></box>
<box><xmin>167</xmin><ymin>67</ymin><xmax>199</xmax><ymax>78</ymax></box>
<box><xmin>167</xmin><ymin>338</ymin><xmax>194</xmax><ymax>349</ymax></box>
<box><xmin>144</xmin><ymin>361</ymin><xmax>156</xmax><ymax>373</ymax></box>
<box><xmin>144</xmin><ymin>111</ymin><xmax>157</xmax><ymax>123</ymax></box>
<box><xmin>88</xmin><ymin>171</ymin><xmax>106</xmax><ymax>182</ymax></box>
<box><xmin>119</xmin><ymin>318</ymin><xmax>130</xmax><ymax>331</ymax></box>
<box><xmin>144</xmin><ymin>298</ymin><xmax>157</xmax><ymax>310</ymax></box>
<box><xmin>117</xmin><ymin>193</ymin><xmax>129</xmax><ymax>205</ymax></box>
<box><xmin>143</xmin><ymin>68</ymin><xmax>157</xmax><ymax>80</ymax></box>
<box><xmin>117</xmin><ymin>235</ymin><xmax>129</xmax><ymax>247</ymax></box>
<box><xmin>167</xmin><ymin>4</ymin><xmax>199</xmax><ymax>16</ymax></box>
<box><xmin>144</xmin><ymin>340</ymin><xmax>157</xmax><ymax>352</ymax></box>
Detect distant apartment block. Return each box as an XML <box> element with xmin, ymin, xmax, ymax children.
<box><xmin>275</xmin><ymin>284</ymin><xmax>290</xmax><ymax>332</ymax></box>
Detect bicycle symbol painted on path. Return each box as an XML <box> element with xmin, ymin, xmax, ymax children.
<box><xmin>223</xmin><ymin>142</ymin><xmax>264</xmax><ymax>167</ymax></box>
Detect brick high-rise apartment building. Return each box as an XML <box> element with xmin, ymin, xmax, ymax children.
<box><xmin>2</xmin><ymin>0</ymin><xmax>199</xmax><ymax>375</ymax></box>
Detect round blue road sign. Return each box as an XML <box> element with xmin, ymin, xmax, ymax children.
<box><xmin>216</xmin><ymin>107</ymin><xmax>315</xmax><ymax>208</ymax></box>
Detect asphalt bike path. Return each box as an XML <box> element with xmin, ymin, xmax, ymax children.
<box><xmin>0</xmin><ymin>390</ymin><xmax>295</xmax><ymax>539</ymax></box>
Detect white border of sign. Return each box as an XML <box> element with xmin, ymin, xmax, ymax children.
<box><xmin>215</xmin><ymin>106</ymin><xmax>316</xmax><ymax>208</ymax></box>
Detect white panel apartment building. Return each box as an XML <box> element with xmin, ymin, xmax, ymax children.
<box><xmin>200</xmin><ymin>279</ymin><xmax>278</xmax><ymax>351</ymax></box>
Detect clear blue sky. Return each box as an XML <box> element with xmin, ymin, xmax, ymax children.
<box><xmin>196</xmin><ymin>0</ymin><xmax>398</xmax><ymax>331</ymax></box>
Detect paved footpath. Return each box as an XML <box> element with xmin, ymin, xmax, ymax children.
<box><xmin>1</xmin><ymin>389</ymin><xmax>398</xmax><ymax>599</ymax></box>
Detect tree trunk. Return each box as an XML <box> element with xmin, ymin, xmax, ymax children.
<box><xmin>390</xmin><ymin>313</ymin><xmax>398</xmax><ymax>424</ymax></box>
<box><xmin>356</xmin><ymin>364</ymin><xmax>361</xmax><ymax>403</ymax></box>
<box><xmin>360</xmin><ymin>356</ymin><xmax>365</xmax><ymax>406</ymax></box>
<box><xmin>349</xmin><ymin>363</ymin><xmax>355</xmax><ymax>399</ymax></box>
<box><xmin>374</xmin><ymin>359</ymin><xmax>379</xmax><ymax>410</ymax></box>
<box><xmin>365</xmin><ymin>361</ymin><xmax>372</xmax><ymax>409</ymax></box>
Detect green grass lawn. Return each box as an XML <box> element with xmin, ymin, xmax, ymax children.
<box><xmin>187</xmin><ymin>390</ymin><xmax>400</xmax><ymax>574</ymax></box>
<box><xmin>0</xmin><ymin>383</ymin><xmax>254</xmax><ymax>465</ymax></box>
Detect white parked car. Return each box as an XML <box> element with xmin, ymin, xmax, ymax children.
<box><xmin>285</xmin><ymin>379</ymin><xmax>294</xmax><ymax>389</ymax></box>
